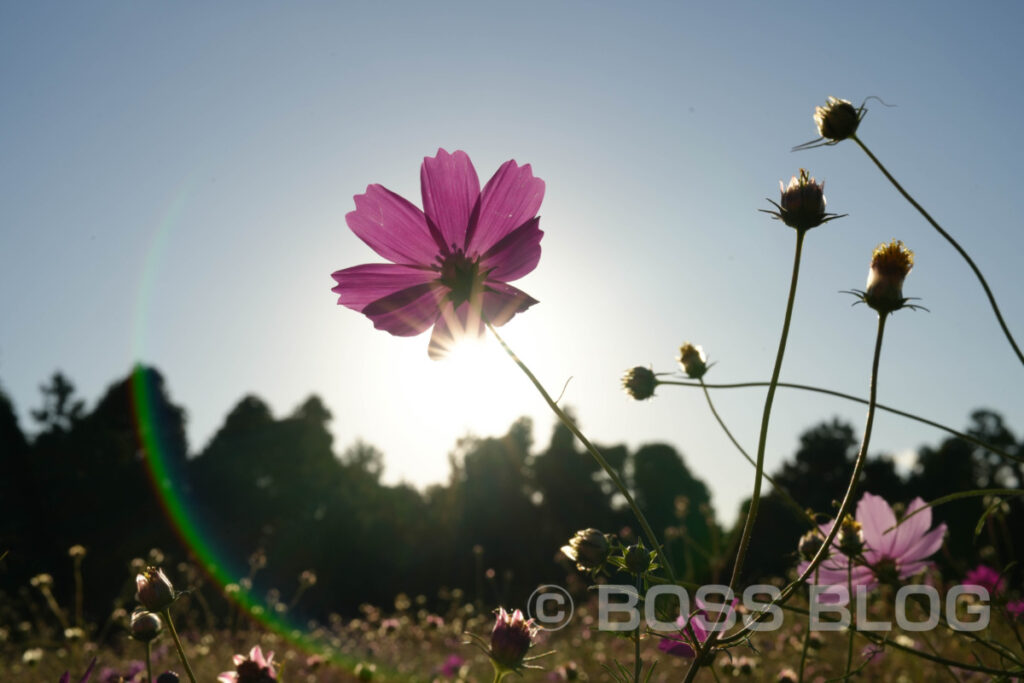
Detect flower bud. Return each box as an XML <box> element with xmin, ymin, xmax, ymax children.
<box><xmin>130</xmin><ymin>610</ymin><xmax>163</xmax><ymax>642</ymax></box>
<box><xmin>797</xmin><ymin>530</ymin><xmax>824</xmax><ymax>562</ymax></box>
<box><xmin>763</xmin><ymin>169</ymin><xmax>843</xmax><ymax>232</ymax></box>
<box><xmin>136</xmin><ymin>566</ymin><xmax>175</xmax><ymax>612</ymax></box>
<box><xmin>623</xmin><ymin>544</ymin><xmax>651</xmax><ymax>575</ymax></box>
<box><xmin>677</xmin><ymin>343</ymin><xmax>708</xmax><ymax>379</ymax></box>
<box><xmin>68</xmin><ymin>545</ymin><xmax>87</xmax><ymax>560</ymax></box>
<box><xmin>621</xmin><ymin>366</ymin><xmax>657</xmax><ymax>401</ymax></box>
<box><xmin>865</xmin><ymin>240</ymin><xmax>914</xmax><ymax>314</ymax></box>
<box><xmin>355</xmin><ymin>662</ymin><xmax>375</xmax><ymax>681</ymax></box>
<box><xmin>490</xmin><ymin>608</ymin><xmax>536</xmax><ymax>672</ymax></box>
<box><xmin>560</xmin><ymin>528</ymin><xmax>611</xmax><ymax>572</ymax></box>
<box><xmin>156</xmin><ymin>673</ymin><xmax>179</xmax><ymax>683</ymax></box>
<box><xmin>837</xmin><ymin>515</ymin><xmax>864</xmax><ymax>557</ymax></box>
<box><xmin>814</xmin><ymin>97</ymin><xmax>861</xmax><ymax>142</ymax></box>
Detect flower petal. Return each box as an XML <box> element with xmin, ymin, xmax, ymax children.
<box><xmin>857</xmin><ymin>493</ymin><xmax>898</xmax><ymax>557</ymax></box>
<box><xmin>361</xmin><ymin>282</ymin><xmax>444</xmax><ymax>337</ymax></box>
<box><xmin>481</xmin><ymin>282</ymin><xmax>539</xmax><ymax>327</ymax></box>
<box><xmin>331</xmin><ymin>263</ymin><xmax>438</xmax><ymax>312</ymax></box>
<box><xmin>428</xmin><ymin>301</ymin><xmax>486</xmax><ymax>360</ymax></box>
<box><xmin>899</xmin><ymin>523</ymin><xmax>947</xmax><ymax>564</ymax></box>
<box><xmin>347</xmin><ymin>185</ymin><xmax>443</xmax><ymax>265</ymax></box>
<box><xmin>480</xmin><ymin>217</ymin><xmax>543</xmax><ymax>282</ymax></box>
<box><xmin>889</xmin><ymin>498</ymin><xmax>931</xmax><ymax>559</ymax></box>
<box><xmin>420</xmin><ymin>149</ymin><xmax>480</xmax><ymax>252</ymax></box>
<box><xmin>658</xmin><ymin>635</ymin><xmax>695</xmax><ymax>658</ymax></box>
<box><xmin>466</xmin><ymin>160</ymin><xmax>545</xmax><ymax>256</ymax></box>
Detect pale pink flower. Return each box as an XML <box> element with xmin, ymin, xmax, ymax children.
<box><xmin>218</xmin><ymin>645</ymin><xmax>276</xmax><ymax>683</ymax></box>
<box><xmin>799</xmin><ymin>493</ymin><xmax>947</xmax><ymax>604</ymax></box>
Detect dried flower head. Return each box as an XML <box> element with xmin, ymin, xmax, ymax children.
<box><xmin>815</xmin><ymin>97</ymin><xmax>862</xmax><ymax>141</ymax></box>
<box><xmin>489</xmin><ymin>608</ymin><xmax>537</xmax><ymax>672</ymax></box>
<box><xmin>68</xmin><ymin>545</ymin><xmax>87</xmax><ymax>559</ymax></box>
<box><xmin>761</xmin><ymin>169</ymin><xmax>845</xmax><ymax>233</ymax></box>
<box><xmin>677</xmin><ymin>343</ymin><xmax>709</xmax><ymax>379</ymax></box>
<box><xmin>560</xmin><ymin>528</ymin><xmax>611</xmax><ymax>572</ymax></box>
<box><xmin>622</xmin><ymin>366</ymin><xmax>658</xmax><ymax>401</ymax></box>
<box><xmin>797</xmin><ymin>529</ymin><xmax>824</xmax><ymax>562</ymax></box>
<box><xmin>135</xmin><ymin>566</ymin><xmax>175</xmax><ymax>612</ymax></box>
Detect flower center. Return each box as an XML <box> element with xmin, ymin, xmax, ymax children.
<box><xmin>872</xmin><ymin>557</ymin><xmax>900</xmax><ymax>585</ymax></box>
<box><xmin>439</xmin><ymin>249</ymin><xmax>482</xmax><ymax>308</ymax></box>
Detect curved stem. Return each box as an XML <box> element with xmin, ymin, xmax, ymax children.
<box><xmin>719</xmin><ymin>313</ymin><xmax>889</xmax><ymax>646</ymax></box>
<box><xmin>851</xmin><ymin>134</ymin><xmax>1024</xmax><ymax>368</ymax></box>
<box><xmin>486</xmin><ymin>322</ymin><xmax>677</xmax><ymax>584</ymax></box>
<box><xmin>684</xmin><ymin>229</ymin><xmax>807</xmax><ymax>683</ymax></box>
<box><xmin>728</xmin><ymin>228</ymin><xmax>806</xmax><ymax>589</ymax></box>
<box><xmin>698</xmin><ymin>379</ymin><xmax>815</xmax><ymax>526</ymax></box>
<box><xmin>662</xmin><ymin>379</ymin><xmax>1021</xmax><ymax>466</ymax></box>
<box><xmin>161</xmin><ymin>609</ymin><xmax>198</xmax><ymax>683</ymax></box>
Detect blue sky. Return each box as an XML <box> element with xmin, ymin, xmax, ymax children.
<box><xmin>3</xmin><ymin>1</ymin><xmax>1023</xmax><ymax>525</ymax></box>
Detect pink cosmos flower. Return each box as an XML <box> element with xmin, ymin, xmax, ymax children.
<box><xmin>218</xmin><ymin>645</ymin><xmax>276</xmax><ymax>683</ymax></box>
<box><xmin>798</xmin><ymin>492</ymin><xmax>947</xmax><ymax>604</ymax></box>
<box><xmin>657</xmin><ymin>599</ymin><xmax>737</xmax><ymax>659</ymax></box>
<box><xmin>963</xmin><ymin>564</ymin><xmax>1006</xmax><ymax>596</ymax></box>
<box><xmin>332</xmin><ymin>149</ymin><xmax>545</xmax><ymax>359</ymax></box>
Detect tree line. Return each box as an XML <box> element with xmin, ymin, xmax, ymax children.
<box><xmin>1</xmin><ymin>366</ymin><xmax>1020</xmax><ymax>628</ymax></box>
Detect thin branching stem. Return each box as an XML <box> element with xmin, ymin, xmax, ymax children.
<box><xmin>685</xmin><ymin>228</ymin><xmax>807</xmax><ymax>682</ymax></box>
<box><xmin>486</xmin><ymin>322</ymin><xmax>677</xmax><ymax>584</ymax></box>
<box><xmin>717</xmin><ymin>313</ymin><xmax>888</xmax><ymax>647</ymax></box>
<box><xmin>851</xmin><ymin>133</ymin><xmax>1024</xmax><ymax>368</ymax></box>
<box><xmin>698</xmin><ymin>378</ymin><xmax>815</xmax><ymax>526</ymax></box>
<box><xmin>661</xmin><ymin>380</ymin><xmax>1021</xmax><ymax>465</ymax></box>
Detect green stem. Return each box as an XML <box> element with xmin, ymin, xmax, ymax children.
<box><xmin>698</xmin><ymin>379</ymin><xmax>815</xmax><ymax>526</ymax></box>
<box><xmin>719</xmin><ymin>313</ymin><xmax>889</xmax><ymax>646</ymax></box>
<box><xmin>486</xmin><ymin>322</ymin><xmax>676</xmax><ymax>584</ymax></box>
<box><xmin>145</xmin><ymin>641</ymin><xmax>153</xmax><ymax>683</ymax></box>
<box><xmin>797</xmin><ymin>567</ymin><xmax>818</xmax><ymax>682</ymax></box>
<box><xmin>661</xmin><ymin>380</ymin><xmax>1021</xmax><ymax>466</ymax></box>
<box><xmin>161</xmin><ymin>609</ymin><xmax>197</xmax><ymax>683</ymax></box>
<box><xmin>634</xmin><ymin>574</ymin><xmax>642</xmax><ymax>683</ymax></box>
<box><xmin>73</xmin><ymin>558</ymin><xmax>84</xmax><ymax>629</ymax></box>
<box><xmin>726</xmin><ymin>228</ymin><xmax>806</xmax><ymax>591</ymax></box>
<box><xmin>685</xmin><ymin>228</ymin><xmax>807</xmax><ymax>683</ymax></box>
<box><xmin>851</xmin><ymin>133</ymin><xmax>1024</xmax><ymax>368</ymax></box>
<box><xmin>845</xmin><ymin>562</ymin><xmax>854</xmax><ymax>676</ymax></box>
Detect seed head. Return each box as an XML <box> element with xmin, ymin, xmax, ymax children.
<box><xmin>622</xmin><ymin>366</ymin><xmax>657</xmax><ymax>401</ymax></box>
<box><xmin>814</xmin><ymin>97</ymin><xmax>862</xmax><ymax>142</ymax></box>
<box><xmin>798</xmin><ymin>530</ymin><xmax>824</xmax><ymax>562</ymax></box>
<box><xmin>677</xmin><ymin>343</ymin><xmax>709</xmax><ymax>379</ymax></box>
<box><xmin>761</xmin><ymin>169</ymin><xmax>845</xmax><ymax>232</ymax></box>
